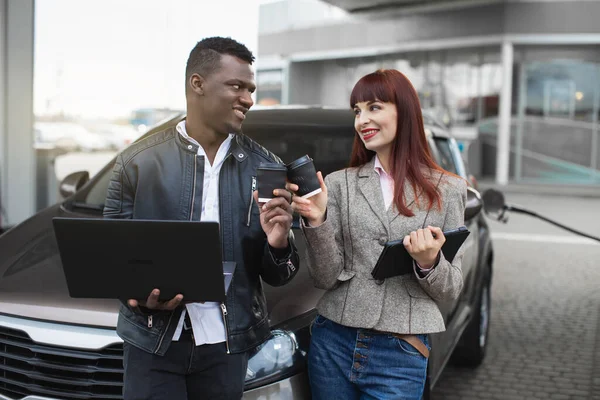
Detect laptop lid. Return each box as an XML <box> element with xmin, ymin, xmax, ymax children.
<box><xmin>52</xmin><ymin>217</ymin><xmax>229</xmax><ymax>303</ymax></box>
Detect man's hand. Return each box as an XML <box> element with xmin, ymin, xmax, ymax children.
<box><xmin>128</xmin><ymin>289</ymin><xmax>183</xmax><ymax>311</ymax></box>
<box><xmin>254</xmin><ymin>189</ymin><xmax>293</xmax><ymax>249</ymax></box>
<box><xmin>403</xmin><ymin>226</ymin><xmax>445</xmax><ymax>269</ymax></box>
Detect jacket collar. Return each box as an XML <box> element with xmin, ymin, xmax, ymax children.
<box><xmin>228</xmin><ymin>135</ymin><xmax>249</xmax><ymax>163</ymax></box>
<box><xmin>174</xmin><ymin>122</ymin><xmax>248</xmax><ymax>163</ymax></box>
<box><xmin>357</xmin><ymin>157</ymin><xmax>421</xmax><ymax>226</ymax></box>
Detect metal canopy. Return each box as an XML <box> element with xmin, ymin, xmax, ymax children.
<box><xmin>321</xmin><ymin>0</ymin><xmax>484</xmax><ymax>13</ymax></box>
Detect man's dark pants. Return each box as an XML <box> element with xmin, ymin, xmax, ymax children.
<box><xmin>122</xmin><ymin>330</ymin><xmax>248</xmax><ymax>400</ymax></box>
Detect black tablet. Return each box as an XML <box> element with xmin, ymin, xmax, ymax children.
<box><xmin>371</xmin><ymin>226</ymin><xmax>470</xmax><ymax>280</ymax></box>
<box><xmin>53</xmin><ymin>217</ymin><xmax>233</xmax><ymax>302</ymax></box>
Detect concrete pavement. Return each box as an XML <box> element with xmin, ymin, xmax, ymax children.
<box><xmin>432</xmin><ymin>193</ymin><xmax>600</xmax><ymax>399</ymax></box>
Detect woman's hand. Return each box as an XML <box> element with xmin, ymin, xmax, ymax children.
<box><xmin>286</xmin><ymin>171</ymin><xmax>328</xmax><ymax>227</ymax></box>
<box><xmin>403</xmin><ymin>226</ymin><xmax>445</xmax><ymax>269</ymax></box>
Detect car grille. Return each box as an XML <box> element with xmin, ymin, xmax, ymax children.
<box><xmin>0</xmin><ymin>325</ymin><xmax>123</xmax><ymax>400</ymax></box>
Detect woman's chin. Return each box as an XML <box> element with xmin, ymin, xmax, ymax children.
<box><xmin>364</xmin><ymin>143</ymin><xmax>381</xmax><ymax>153</ymax></box>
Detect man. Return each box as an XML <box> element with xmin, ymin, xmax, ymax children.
<box><xmin>103</xmin><ymin>37</ymin><xmax>300</xmax><ymax>400</ymax></box>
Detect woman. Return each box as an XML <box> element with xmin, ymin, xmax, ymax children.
<box><xmin>288</xmin><ymin>69</ymin><xmax>467</xmax><ymax>400</ymax></box>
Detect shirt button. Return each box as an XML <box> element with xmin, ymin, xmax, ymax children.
<box><xmin>238</xmin><ymin>153</ymin><xmax>244</xmax><ymax>158</ymax></box>
<box><xmin>378</xmin><ymin>237</ymin><xmax>387</xmax><ymax>245</ymax></box>
<box><xmin>187</xmin><ymin>145</ymin><xmax>193</xmax><ymax>150</ymax></box>
<box><xmin>375</xmin><ymin>279</ymin><xmax>385</xmax><ymax>285</ymax></box>
<box><xmin>353</xmin><ymin>362</ymin><xmax>361</xmax><ymax>369</ymax></box>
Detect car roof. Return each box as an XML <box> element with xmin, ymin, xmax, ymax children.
<box><xmin>244</xmin><ymin>105</ymin><xmax>450</xmax><ymax>138</ymax></box>
<box><xmin>143</xmin><ymin>105</ymin><xmax>450</xmax><ymax>139</ymax></box>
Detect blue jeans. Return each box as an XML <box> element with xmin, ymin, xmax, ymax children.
<box><xmin>308</xmin><ymin>315</ymin><xmax>429</xmax><ymax>400</ymax></box>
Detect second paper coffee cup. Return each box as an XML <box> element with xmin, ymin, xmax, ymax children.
<box><xmin>287</xmin><ymin>155</ymin><xmax>322</xmax><ymax>198</ymax></box>
<box><xmin>257</xmin><ymin>162</ymin><xmax>288</xmax><ymax>203</ymax></box>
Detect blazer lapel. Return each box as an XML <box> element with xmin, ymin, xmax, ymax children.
<box><xmin>388</xmin><ymin>178</ymin><xmax>419</xmax><ymax>225</ymax></box>
<box><xmin>357</xmin><ymin>159</ymin><xmax>389</xmax><ymax>232</ymax></box>
<box><xmin>388</xmin><ymin>168</ymin><xmax>442</xmax><ymax>224</ymax></box>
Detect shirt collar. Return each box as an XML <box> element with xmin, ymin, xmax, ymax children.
<box><xmin>176</xmin><ymin>120</ymin><xmax>234</xmax><ymax>150</ymax></box>
<box><xmin>373</xmin><ymin>155</ymin><xmax>388</xmax><ymax>177</ymax></box>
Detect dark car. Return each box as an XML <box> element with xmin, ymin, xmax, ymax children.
<box><xmin>0</xmin><ymin>107</ymin><xmax>493</xmax><ymax>399</ymax></box>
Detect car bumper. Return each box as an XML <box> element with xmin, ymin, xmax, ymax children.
<box><xmin>244</xmin><ymin>372</ymin><xmax>311</xmax><ymax>399</ymax></box>
<box><xmin>0</xmin><ymin>375</ymin><xmax>311</xmax><ymax>400</ymax></box>
<box><xmin>0</xmin><ymin>314</ymin><xmax>312</xmax><ymax>400</ymax></box>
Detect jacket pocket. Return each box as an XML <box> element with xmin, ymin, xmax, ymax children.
<box><xmin>404</xmin><ymin>279</ymin><xmax>431</xmax><ymax>299</ymax></box>
<box><xmin>120</xmin><ymin>303</ymin><xmax>170</xmax><ymax>331</ymax></box>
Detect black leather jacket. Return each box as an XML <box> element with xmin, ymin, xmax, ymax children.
<box><xmin>103</xmin><ymin>125</ymin><xmax>299</xmax><ymax>355</ymax></box>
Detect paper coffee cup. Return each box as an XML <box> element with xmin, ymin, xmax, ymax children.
<box><xmin>286</xmin><ymin>155</ymin><xmax>322</xmax><ymax>199</ymax></box>
<box><xmin>256</xmin><ymin>162</ymin><xmax>288</xmax><ymax>203</ymax></box>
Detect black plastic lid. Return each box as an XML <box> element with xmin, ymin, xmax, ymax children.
<box><xmin>287</xmin><ymin>155</ymin><xmax>313</xmax><ymax>170</ymax></box>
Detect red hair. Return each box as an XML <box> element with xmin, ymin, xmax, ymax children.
<box><xmin>349</xmin><ymin>69</ymin><xmax>447</xmax><ymax>217</ymax></box>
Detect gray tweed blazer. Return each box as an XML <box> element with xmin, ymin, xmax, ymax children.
<box><xmin>301</xmin><ymin>158</ymin><xmax>467</xmax><ymax>334</ymax></box>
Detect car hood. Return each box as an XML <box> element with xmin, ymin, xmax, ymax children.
<box><xmin>0</xmin><ymin>205</ymin><xmax>120</xmax><ymax>328</ymax></box>
<box><xmin>0</xmin><ymin>204</ymin><xmax>322</xmax><ymax>329</ymax></box>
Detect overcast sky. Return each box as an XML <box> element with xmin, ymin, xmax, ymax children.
<box><xmin>34</xmin><ymin>0</ymin><xmax>264</xmax><ymax>118</ymax></box>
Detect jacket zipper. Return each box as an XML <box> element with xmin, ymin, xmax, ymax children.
<box><xmin>286</xmin><ymin>259</ymin><xmax>296</xmax><ymax>273</ymax></box>
<box><xmin>246</xmin><ymin>176</ymin><xmax>256</xmax><ymax>226</ymax></box>
<box><xmin>150</xmin><ymin>151</ymin><xmax>195</xmax><ymax>340</ymax></box>
<box><xmin>154</xmin><ymin>310</ymin><xmax>175</xmax><ymax>354</ymax></box>
<box><xmin>220</xmin><ymin>303</ymin><xmax>231</xmax><ymax>354</ymax></box>
<box><xmin>219</xmin><ymin>160</ymin><xmax>231</xmax><ymax>354</ymax></box>
<box><xmin>176</xmin><ymin>152</ymin><xmax>195</xmax><ymax>345</ymax></box>
<box><xmin>190</xmin><ymin>154</ymin><xmax>197</xmax><ymax>220</ymax></box>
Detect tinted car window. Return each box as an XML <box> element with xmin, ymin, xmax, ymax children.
<box><xmin>242</xmin><ymin>125</ymin><xmax>355</xmax><ymax>177</ymax></box>
<box><xmin>77</xmin><ymin>120</ymin><xmax>465</xmax><ymax>210</ymax></box>
<box><xmin>83</xmin><ymin>166</ymin><xmax>113</xmax><ymax>207</ymax></box>
<box><xmin>432</xmin><ymin>138</ymin><xmax>458</xmax><ymax>174</ymax></box>
<box><xmin>436</xmin><ymin>137</ymin><xmax>467</xmax><ymax>178</ymax></box>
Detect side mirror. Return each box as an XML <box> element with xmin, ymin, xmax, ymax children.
<box><xmin>465</xmin><ymin>186</ymin><xmax>483</xmax><ymax>221</ymax></box>
<box><xmin>59</xmin><ymin>171</ymin><xmax>90</xmax><ymax>198</ymax></box>
<box><xmin>481</xmin><ymin>188</ymin><xmax>506</xmax><ymax>215</ymax></box>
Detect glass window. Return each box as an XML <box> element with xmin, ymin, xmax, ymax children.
<box><xmin>257</xmin><ymin>70</ymin><xmax>283</xmax><ymax>106</ymax></box>
<box><xmin>444</xmin><ymin>52</ymin><xmax>480</xmax><ymax>126</ymax></box>
<box><xmin>423</xmin><ymin>53</ymin><xmax>444</xmax><ymax>113</ymax></box>
<box><xmin>479</xmin><ymin>52</ymin><xmax>502</xmax><ymax>120</ymax></box>
<box><xmin>82</xmin><ymin>166</ymin><xmax>113</xmax><ymax>207</ymax></box>
<box><xmin>525</xmin><ymin>61</ymin><xmax>597</xmax><ymax>122</ymax></box>
<box><xmin>518</xmin><ymin>60</ymin><xmax>600</xmax><ymax>183</ymax></box>
<box><xmin>395</xmin><ymin>53</ymin><xmax>426</xmax><ymax>94</ymax></box>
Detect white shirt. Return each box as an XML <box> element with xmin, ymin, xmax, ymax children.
<box><xmin>171</xmin><ymin>120</ymin><xmax>234</xmax><ymax>346</ymax></box>
<box><xmin>373</xmin><ymin>156</ymin><xmax>433</xmax><ymax>274</ymax></box>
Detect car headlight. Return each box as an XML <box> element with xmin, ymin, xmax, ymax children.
<box><xmin>244</xmin><ymin>311</ymin><xmax>314</xmax><ymax>390</ymax></box>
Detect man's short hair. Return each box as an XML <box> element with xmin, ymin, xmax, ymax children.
<box><xmin>185</xmin><ymin>37</ymin><xmax>255</xmax><ymax>83</ymax></box>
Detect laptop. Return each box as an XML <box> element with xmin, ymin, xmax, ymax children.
<box><xmin>52</xmin><ymin>217</ymin><xmax>234</xmax><ymax>303</ymax></box>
